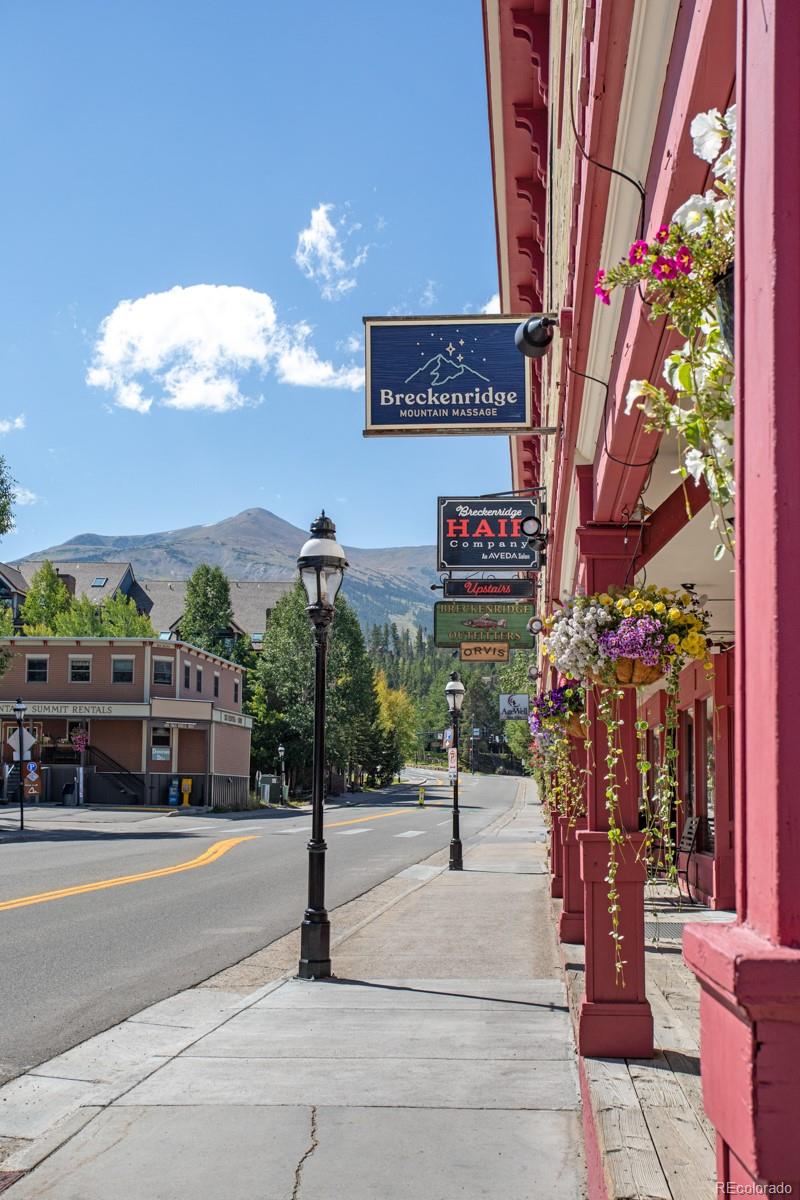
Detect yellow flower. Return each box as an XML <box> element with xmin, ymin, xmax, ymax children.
<box><xmin>616</xmin><ymin>598</ymin><xmax>627</xmax><ymax>610</ymax></box>
<box><xmin>629</xmin><ymin>589</ymin><xmax>639</xmax><ymax>599</ymax></box>
<box><xmin>680</xmin><ymin>593</ymin><xmax>691</xmax><ymax>606</ymax></box>
<box><xmin>623</xmin><ymin>607</ymin><xmax>634</xmax><ymax>618</ymax></box>
<box><xmin>667</xmin><ymin>607</ymin><xmax>681</xmax><ymax>623</ymax></box>
<box><xmin>599</xmin><ymin>594</ymin><xmax>613</xmax><ymax>606</ymax></box>
<box><xmin>633</xmin><ymin>602</ymin><xmax>644</xmax><ymax>612</ymax></box>
<box><xmin>668</xmin><ymin>633</ymin><xmax>680</xmax><ymax>646</ymax></box>
<box><xmin>642</xmin><ymin>600</ymin><xmax>653</xmax><ymax>611</ymax></box>
<box><xmin>653</xmin><ymin>601</ymin><xmax>666</xmax><ymax>614</ymax></box>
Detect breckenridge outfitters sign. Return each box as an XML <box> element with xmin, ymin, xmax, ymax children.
<box><xmin>433</xmin><ymin>601</ymin><xmax>537</xmax><ymax>649</ymax></box>
<box><xmin>363</xmin><ymin>316</ymin><xmax>532</xmax><ymax>436</ymax></box>
<box><xmin>437</xmin><ymin>496</ymin><xmax>540</xmax><ymax>571</ymax></box>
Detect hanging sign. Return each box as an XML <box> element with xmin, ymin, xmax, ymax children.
<box><xmin>434</xmin><ymin>601</ymin><xmax>537</xmax><ymax>649</ymax></box>
<box><xmin>499</xmin><ymin>694</ymin><xmax>530</xmax><ymax>720</ymax></box>
<box><xmin>363</xmin><ymin>316</ymin><xmax>532</xmax><ymax>437</ymax></box>
<box><xmin>443</xmin><ymin>578</ymin><xmax>535</xmax><ymax>600</ymax></box>
<box><xmin>437</xmin><ymin>497</ymin><xmax>541</xmax><ymax>571</ymax></box>
<box><xmin>459</xmin><ymin>642</ymin><xmax>510</xmax><ymax>662</ymax></box>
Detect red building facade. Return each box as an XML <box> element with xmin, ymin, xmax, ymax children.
<box><xmin>484</xmin><ymin>0</ymin><xmax>800</xmax><ymax>1191</ymax></box>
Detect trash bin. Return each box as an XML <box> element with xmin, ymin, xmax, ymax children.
<box><xmin>259</xmin><ymin>775</ymin><xmax>283</xmax><ymax>804</ymax></box>
<box><xmin>62</xmin><ymin>780</ymin><xmax>77</xmax><ymax>807</ymax></box>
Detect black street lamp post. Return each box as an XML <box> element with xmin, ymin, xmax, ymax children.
<box><xmin>297</xmin><ymin>512</ymin><xmax>347</xmax><ymax>980</ymax></box>
<box><xmin>278</xmin><ymin>743</ymin><xmax>286</xmax><ymax>805</ymax></box>
<box><xmin>13</xmin><ymin>697</ymin><xmax>26</xmax><ymax>833</ymax></box>
<box><xmin>445</xmin><ymin>672</ymin><xmax>465</xmax><ymax>871</ymax></box>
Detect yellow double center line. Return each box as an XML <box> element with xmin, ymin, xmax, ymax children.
<box><xmin>0</xmin><ymin>835</ymin><xmax>258</xmax><ymax>913</ymax></box>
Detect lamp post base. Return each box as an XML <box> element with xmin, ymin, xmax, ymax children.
<box><xmin>449</xmin><ymin>840</ymin><xmax>463</xmax><ymax>870</ymax></box>
<box><xmin>298</xmin><ymin>914</ymin><xmax>331</xmax><ymax>980</ymax></box>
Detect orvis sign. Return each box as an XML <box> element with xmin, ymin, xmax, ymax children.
<box><xmin>437</xmin><ymin>497</ymin><xmax>540</xmax><ymax>571</ymax></box>
<box><xmin>433</xmin><ymin>602</ymin><xmax>537</xmax><ymax>649</ymax></box>
<box><xmin>363</xmin><ymin>316</ymin><xmax>532</xmax><ymax>436</ymax></box>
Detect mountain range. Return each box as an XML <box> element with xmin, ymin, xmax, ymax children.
<box><xmin>15</xmin><ymin>508</ymin><xmax>437</xmax><ymax>633</ymax></box>
<box><xmin>406</xmin><ymin>353</ymin><xmax>490</xmax><ymax>388</ymax></box>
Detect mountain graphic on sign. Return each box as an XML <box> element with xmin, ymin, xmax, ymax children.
<box><xmin>405</xmin><ymin>354</ymin><xmax>491</xmax><ymax>387</ymax></box>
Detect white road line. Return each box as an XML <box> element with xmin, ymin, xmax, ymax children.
<box><xmin>275</xmin><ymin>825</ymin><xmax>313</xmax><ymax>834</ymax></box>
<box><xmin>437</xmin><ymin>819</ymin><xmax>450</xmax><ymax>826</ymax></box>
<box><xmin>395</xmin><ymin>830</ymin><xmax>427</xmax><ymax>838</ymax></box>
<box><xmin>335</xmin><ymin>828</ymin><xmax>369</xmax><ymax>836</ymax></box>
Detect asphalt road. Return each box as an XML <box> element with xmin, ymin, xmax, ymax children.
<box><xmin>0</xmin><ymin>770</ymin><xmax>518</xmax><ymax>1085</ymax></box>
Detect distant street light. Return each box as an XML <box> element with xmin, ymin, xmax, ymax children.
<box><xmin>296</xmin><ymin>512</ymin><xmax>348</xmax><ymax>980</ymax></box>
<box><xmin>13</xmin><ymin>697</ymin><xmax>26</xmax><ymax>833</ymax></box>
<box><xmin>278</xmin><ymin>743</ymin><xmax>286</xmax><ymax>805</ymax></box>
<box><xmin>445</xmin><ymin>672</ymin><xmax>465</xmax><ymax>870</ymax></box>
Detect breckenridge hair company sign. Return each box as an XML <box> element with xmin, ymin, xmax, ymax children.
<box><xmin>363</xmin><ymin>316</ymin><xmax>532</xmax><ymax>436</ymax></box>
<box><xmin>437</xmin><ymin>496</ymin><xmax>540</xmax><ymax>571</ymax></box>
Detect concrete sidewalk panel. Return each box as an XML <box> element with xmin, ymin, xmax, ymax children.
<box><xmin>261</xmin><ymin>978</ymin><xmax>567</xmax><ymax>1010</ymax></box>
<box><xmin>180</xmin><ymin>1006</ymin><xmax>574</xmax><ymax>1061</ymax></box>
<box><xmin>125</xmin><ymin>988</ymin><xmax>247</xmax><ymax>1030</ymax></box>
<box><xmin>116</xmin><ymin>1054</ymin><xmax>579</xmax><ymax>1110</ymax></box>
<box><xmin>0</xmin><ymin>1077</ymin><xmax>95</xmax><ymax>1140</ymax></box>
<box><xmin>5</xmin><ymin>1106</ymin><xmax>310</xmax><ymax>1200</ymax></box>
<box><xmin>303</xmin><ymin>1106</ymin><xmax>585</xmax><ymax>1200</ymax></box>
<box><xmin>28</xmin><ymin>1022</ymin><xmax>202</xmax><ymax>1085</ymax></box>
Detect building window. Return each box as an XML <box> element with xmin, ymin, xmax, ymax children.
<box><xmin>91</xmin><ymin>577</ymin><xmax>108</xmax><ymax>588</ymax></box>
<box><xmin>26</xmin><ymin>656</ymin><xmax>48</xmax><ymax>683</ymax></box>
<box><xmin>153</xmin><ymin>659</ymin><xmax>173</xmax><ymax>686</ymax></box>
<box><xmin>234</xmin><ymin>679</ymin><xmax>240</xmax><ymax>704</ymax></box>
<box><xmin>69</xmin><ymin>657</ymin><xmax>92</xmax><ymax>683</ymax></box>
<box><xmin>112</xmin><ymin>657</ymin><xmax>134</xmax><ymax>684</ymax></box>
<box><xmin>196</xmin><ymin>666</ymin><xmax>203</xmax><ymax>693</ymax></box>
<box><xmin>213</xmin><ymin>672</ymin><xmax>219</xmax><ymax>698</ymax></box>
<box><xmin>151</xmin><ymin>725</ymin><xmax>171</xmax><ymax>761</ymax></box>
<box><xmin>183</xmin><ymin>662</ymin><xmax>190</xmax><ymax>689</ymax></box>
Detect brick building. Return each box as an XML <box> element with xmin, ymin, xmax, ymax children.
<box><xmin>0</xmin><ymin>638</ymin><xmax>251</xmax><ymax>807</ymax></box>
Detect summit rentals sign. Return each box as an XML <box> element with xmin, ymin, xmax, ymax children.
<box><xmin>363</xmin><ymin>316</ymin><xmax>532</xmax><ymax>436</ymax></box>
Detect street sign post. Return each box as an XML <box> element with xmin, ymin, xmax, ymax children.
<box><xmin>7</xmin><ymin>726</ymin><xmax>36</xmax><ymax>762</ymax></box>
<box><xmin>23</xmin><ymin>761</ymin><xmax>41</xmax><ymax>797</ymax></box>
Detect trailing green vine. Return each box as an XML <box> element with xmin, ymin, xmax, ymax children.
<box><xmin>596</xmin><ymin>686</ymin><xmax>627</xmax><ymax>984</ymax></box>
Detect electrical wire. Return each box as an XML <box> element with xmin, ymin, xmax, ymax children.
<box><xmin>565</xmin><ymin>361</ymin><xmax>659</xmax><ymax>470</ymax></box>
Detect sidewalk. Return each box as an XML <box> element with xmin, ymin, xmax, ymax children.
<box><xmin>0</xmin><ymin>780</ymin><xmax>585</xmax><ymax>1200</ymax></box>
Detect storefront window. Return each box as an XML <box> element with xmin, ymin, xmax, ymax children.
<box><xmin>151</xmin><ymin>725</ymin><xmax>171</xmax><ymax>762</ymax></box>
<box><xmin>682</xmin><ymin>708</ymin><xmax>695</xmax><ymax>819</ymax></box>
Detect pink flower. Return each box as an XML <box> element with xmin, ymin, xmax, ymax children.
<box><xmin>652</xmin><ymin>256</ymin><xmax>678</xmax><ymax>282</ymax></box>
<box><xmin>593</xmin><ymin>268</ymin><xmax>611</xmax><ymax>304</ymax></box>
<box><xmin>628</xmin><ymin>240</ymin><xmax>649</xmax><ymax>265</ymax></box>
<box><xmin>655</xmin><ymin>224</ymin><xmax>670</xmax><ymax>244</ymax></box>
<box><xmin>675</xmin><ymin>246</ymin><xmax>693</xmax><ymax>274</ymax></box>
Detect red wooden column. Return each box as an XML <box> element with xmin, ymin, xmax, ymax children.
<box><xmin>549</xmin><ymin>802</ymin><xmax>564</xmax><ymax>898</ymax></box>
<box><xmin>684</xmin><ymin>2</ymin><xmax>800</xmax><ymax>1189</ymax></box>
<box><xmin>559</xmin><ymin>737</ymin><xmax>588</xmax><ymax>944</ymax></box>
<box><xmin>573</xmin><ymin>468</ymin><xmax>653</xmax><ymax>1058</ymax></box>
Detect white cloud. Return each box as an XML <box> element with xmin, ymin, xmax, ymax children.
<box><xmin>87</xmin><ymin>284</ymin><xmax>363</xmax><ymax>415</ymax></box>
<box><xmin>481</xmin><ymin>292</ymin><xmax>501</xmax><ymax>313</ymax></box>
<box><xmin>13</xmin><ymin>486</ymin><xmax>38</xmax><ymax>506</ymax></box>
<box><xmin>337</xmin><ymin>333</ymin><xmax>363</xmax><ymax>354</ymax></box>
<box><xmin>418</xmin><ymin>280</ymin><xmax>437</xmax><ymax>310</ymax></box>
<box><xmin>0</xmin><ymin>416</ymin><xmax>25</xmax><ymax>435</ymax></box>
<box><xmin>294</xmin><ymin>203</ymin><xmax>368</xmax><ymax>300</ymax></box>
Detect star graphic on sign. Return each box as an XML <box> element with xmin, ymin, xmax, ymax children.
<box><xmin>445</xmin><ymin>342</ymin><xmax>456</xmax><ymax>355</ymax></box>
<box><xmin>459</xmin><ymin>338</ymin><xmax>465</xmax><ymax>346</ymax></box>
<box><xmin>457</xmin><ymin>353</ymin><xmax>463</xmax><ymax>362</ymax></box>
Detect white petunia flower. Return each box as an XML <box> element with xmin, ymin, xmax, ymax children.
<box><xmin>690</xmin><ymin>108</ymin><xmax>725</xmax><ymax>162</ymax></box>
<box><xmin>684</xmin><ymin>447</ymin><xmax>705</xmax><ymax>483</ymax></box>
<box><xmin>625</xmin><ymin>379</ymin><xmax>647</xmax><ymax>415</ymax></box>
<box><xmin>672</xmin><ymin>191</ymin><xmax>717</xmax><ymax>234</ymax></box>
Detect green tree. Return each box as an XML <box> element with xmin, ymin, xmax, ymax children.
<box><xmin>499</xmin><ymin>652</ymin><xmax>536</xmax><ymax>773</ymax></box>
<box><xmin>100</xmin><ymin>592</ymin><xmax>155</xmax><ymax>636</ymax></box>
<box><xmin>179</xmin><ymin>564</ymin><xmax>234</xmax><ymax>655</ymax></box>
<box><xmin>19</xmin><ymin>561</ymin><xmax>71</xmax><ymax>633</ymax></box>
<box><xmin>374</xmin><ymin>668</ymin><xmax>418</xmax><ymax>765</ymax></box>
<box><xmin>0</xmin><ymin>456</ymin><xmax>15</xmax><ymax>541</ymax></box>
<box><xmin>53</xmin><ymin>595</ymin><xmax>104</xmax><ymax>636</ymax></box>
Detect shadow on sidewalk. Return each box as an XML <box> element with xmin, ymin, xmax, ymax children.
<box><xmin>315</xmin><ymin>977</ymin><xmax>569</xmax><ymax>1012</ymax></box>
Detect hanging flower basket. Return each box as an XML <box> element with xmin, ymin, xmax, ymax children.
<box><xmin>714</xmin><ymin>265</ymin><xmax>734</xmax><ymax>357</ymax></box>
<box><xmin>589</xmin><ymin>658</ymin><xmax>665</xmax><ymax>688</ymax></box>
<box><xmin>566</xmin><ymin>713</ymin><xmax>587</xmax><ymax>738</ymax></box>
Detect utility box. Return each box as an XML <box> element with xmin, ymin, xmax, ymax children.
<box><xmin>259</xmin><ymin>774</ymin><xmax>282</xmax><ymax>804</ymax></box>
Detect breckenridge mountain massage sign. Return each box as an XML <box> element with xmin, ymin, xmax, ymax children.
<box><xmin>363</xmin><ymin>316</ymin><xmax>532</xmax><ymax>436</ymax></box>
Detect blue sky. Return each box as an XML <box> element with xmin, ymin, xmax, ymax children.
<box><xmin>0</xmin><ymin>0</ymin><xmax>509</xmax><ymax>557</ymax></box>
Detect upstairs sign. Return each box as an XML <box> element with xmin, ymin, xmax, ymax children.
<box><xmin>437</xmin><ymin>496</ymin><xmax>540</xmax><ymax>571</ymax></box>
<box><xmin>363</xmin><ymin>316</ymin><xmax>532</xmax><ymax>437</ymax></box>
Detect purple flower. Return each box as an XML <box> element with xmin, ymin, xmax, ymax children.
<box><xmin>598</xmin><ymin>616</ymin><xmax>665</xmax><ymax>666</ymax></box>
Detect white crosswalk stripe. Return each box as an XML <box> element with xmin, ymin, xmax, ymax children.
<box><xmin>335</xmin><ymin>828</ymin><xmax>369</xmax><ymax>836</ymax></box>
<box><xmin>395</xmin><ymin>830</ymin><xmax>427</xmax><ymax>838</ymax></box>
